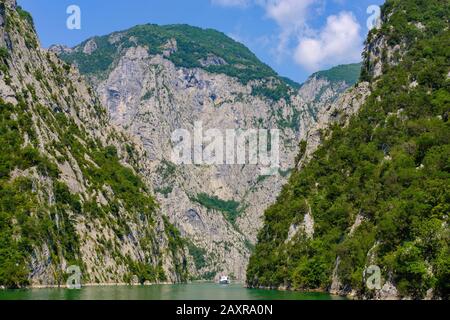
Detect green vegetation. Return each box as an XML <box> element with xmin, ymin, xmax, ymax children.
<box><xmin>201</xmin><ymin>271</ymin><xmax>217</xmax><ymax>281</ymax></box>
<box><xmin>40</xmin><ymin>102</ymin><xmax>158</xmax><ymax>222</ymax></box>
<box><xmin>163</xmin><ymin>217</ymin><xmax>189</xmax><ymax>282</ymax></box>
<box><xmin>247</xmin><ymin>0</ymin><xmax>449</xmax><ymax>299</ymax></box>
<box><xmin>60</xmin><ymin>24</ymin><xmax>298</xmax><ymax>101</ymax></box>
<box><xmin>187</xmin><ymin>241</ymin><xmax>207</xmax><ymax>270</ymax></box>
<box><xmin>0</xmin><ymin>94</ymin><xmax>187</xmax><ymax>287</ymax></box>
<box><xmin>0</xmin><ymin>99</ymin><xmax>81</xmax><ymax>287</ymax></box>
<box><xmin>16</xmin><ymin>6</ymin><xmax>35</xmax><ymax>30</ymax></box>
<box><xmin>191</xmin><ymin>193</ymin><xmax>242</xmax><ymax>225</ymax></box>
<box><xmin>155</xmin><ymin>186</ymin><xmax>173</xmax><ymax>198</ymax></box>
<box><xmin>256</xmin><ymin>174</ymin><xmax>269</xmax><ymax>184</ymax></box>
<box><xmin>280</xmin><ymin>77</ymin><xmax>301</xmax><ymax>90</ymax></box>
<box><xmin>61</xmin><ymin>24</ymin><xmax>277</xmax><ymax>83</ymax></box>
<box><xmin>142</xmin><ymin>89</ymin><xmax>155</xmax><ymax>100</ymax></box>
<box><xmin>61</xmin><ymin>35</ymin><xmax>116</xmax><ymax>76</ymax></box>
<box><xmin>0</xmin><ymin>47</ymin><xmax>9</xmax><ymax>60</ymax></box>
<box><xmin>89</xmin><ymin>145</ymin><xmax>157</xmax><ymax>217</ymax></box>
<box><xmin>251</xmin><ymin>81</ymin><xmax>292</xmax><ymax>102</ymax></box>
<box><xmin>6</xmin><ymin>5</ymin><xmax>38</xmax><ymax>49</ymax></box>
<box><xmin>312</xmin><ymin>63</ymin><xmax>362</xmax><ymax>86</ymax></box>
<box><xmin>157</xmin><ymin>159</ymin><xmax>177</xmax><ymax>180</ymax></box>
<box><xmin>0</xmin><ymin>177</ymin><xmax>41</xmax><ymax>288</ymax></box>
<box><xmin>128</xmin><ymin>261</ymin><xmax>167</xmax><ymax>284</ymax></box>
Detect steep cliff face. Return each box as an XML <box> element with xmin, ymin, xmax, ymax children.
<box><xmin>57</xmin><ymin>24</ymin><xmax>361</xmax><ymax>280</ymax></box>
<box><xmin>0</xmin><ymin>0</ymin><xmax>188</xmax><ymax>288</ymax></box>
<box><xmin>247</xmin><ymin>0</ymin><xmax>449</xmax><ymax>300</ymax></box>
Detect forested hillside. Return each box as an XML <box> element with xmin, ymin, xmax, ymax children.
<box><xmin>247</xmin><ymin>0</ymin><xmax>449</xmax><ymax>299</ymax></box>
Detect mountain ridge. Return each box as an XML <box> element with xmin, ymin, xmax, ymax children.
<box><xmin>55</xmin><ymin>22</ymin><xmax>366</xmax><ymax>281</ymax></box>
<box><xmin>53</xmin><ymin>22</ymin><xmax>362</xmax><ymax>102</ymax></box>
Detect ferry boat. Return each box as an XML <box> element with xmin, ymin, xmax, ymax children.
<box><xmin>219</xmin><ymin>276</ymin><xmax>230</xmax><ymax>285</ymax></box>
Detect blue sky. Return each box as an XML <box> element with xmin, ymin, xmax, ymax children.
<box><xmin>18</xmin><ymin>0</ymin><xmax>384</xmax><ymax>83</ymax></box>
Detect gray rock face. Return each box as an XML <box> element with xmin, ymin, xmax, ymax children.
<box><xmin>48</xmin><ymin>44</ymin><xmax>73</xmax><ymax>55</ymax></box>
<box><xmin>82</xmin><ymin>39</ymin><xmax>98</xmax><ymax>55</ymax></box>
<box><xmin>375</xmin><ymin>281</ymin><xmax>400</xmax><ymax>300</ymax></box>
<box><xmin>363</xmin><ymin>12</ymin><xmax>413</xmax><ymax>81</ymax></box>
<box><xmin>0</xmin><ymin>5</ymin><xmax>187</xmax><ymax>286</ymax></box>
<box><xmin>80</xmin><ymin>42</ymin><xmax>357</xmax><ymax>280</ymax></box>
<box><xmin>298</xmin><ymin>81</ymin><xmax>371</xmax><ymax>168</ymax></box>
<box><xmin>3</xmin><ymin>0</ymin><xmax>16</xmax><ymax>9</ymax></box>
<box><xmin>285</xmin><ymin>200</ymin><xmax>314</xmax><ymax>242</ymax></box>
<box><xmin>199</xmin><ymin>54</ymin><xmax>227</xmax><ymax>67</ymax></box>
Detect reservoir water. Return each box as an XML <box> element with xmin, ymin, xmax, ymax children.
<box><xmin>0</xmin><ymin>283</ymin><xmax>345</xmax><ymax>300</ymax></box>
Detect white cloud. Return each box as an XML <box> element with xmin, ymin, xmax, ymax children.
<box><xmin>260</xmin><ymin>0</ymin><xmax>321</xmax><ymax>62</ymax></box>
<box><xmin>264</xmin><ymin>0</ymin><xmax>317</xmax><ymax>29</ymax></box>
<box><xmin>294</xmin><ymin>11</ymin><xmax>362</xmax><ymax>71</ymax></box>
<box><xmin>212</xmin><ymin>0</ymin><xmax>319</xmax><ymax>25</ymax></box>
<box><xmin>212</xmin><ymin>0</ymin><xmax>319</xmax><ymax>32</ymax></box>
<box><xmin>211</xmin><ymin>1</ymin><xmax>364</xmax><ymax>72</ymax></box>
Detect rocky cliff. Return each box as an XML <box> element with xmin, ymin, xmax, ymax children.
<box><xmin>247</xmin><ymin>0</ymin><xmax>449</xmax><ymax>300</ymax></box>
<box><xmin>0</xmin><ymin>0</ymin><xmax>188</xmax><ymax>288</ymax></box>
<box><xmin>57</xmin><ymin>24</ymin><xmax>361</xmax><ymax>280</ymax></box>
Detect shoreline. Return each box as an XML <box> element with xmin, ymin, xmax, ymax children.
<box><xmin>1</xmin><ymin>280</ymin><xmax>246</xmax><ymax>290</ymax></box>
<box><xmin>1</xmin><ymin>282</ymin><xmax>179</xmax><ymax>290</ymax></box>
<box><xmin>247</xmin><ymin>285</ymin><xmax>354</xmax><ymax>299</ymax></box>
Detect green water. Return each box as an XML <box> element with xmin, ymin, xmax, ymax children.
<box><xmin>0</xmin><ymin>283</ymin><xmax>345</xmax><ymax>300</ymax></box>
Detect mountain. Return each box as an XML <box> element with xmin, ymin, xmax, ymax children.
<box><xmin>55</xmin><ymin>23</ymin><xmax>363</xmax><ymax>280</ymax></box>
<box><xmin>311</xmin><ymin>63</ymin><xmax>362</xmax><ymax>87</ymax></box>
<box><xmin>247</xmin><ymin>0</ymin><xmax>449</xmax><ymax>300</ymax></box>
<box><xmin>0</xmin><ymin>0</ymin><xmax>188</xmax><ymax>288</ymax></box>
<box><xmin>56</xmin><ymin>23</ymin><xmax>298</xmax><ymax>102</ymax></box>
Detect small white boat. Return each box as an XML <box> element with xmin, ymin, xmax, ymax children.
<box><xmin>219</xmin><ymin>276</ymin><xmax>230</xmax><ymax>285</ymax></box>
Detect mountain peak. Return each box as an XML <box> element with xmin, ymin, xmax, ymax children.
<box><xmin>60</xmin><ymin>23</ymin><xmax>281</xmax><ymax>86</ymax></box>
<box><xmin>311</xmin><ymin>63</ymin><xmax>362</xmax><ymax>86</ymax></box>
